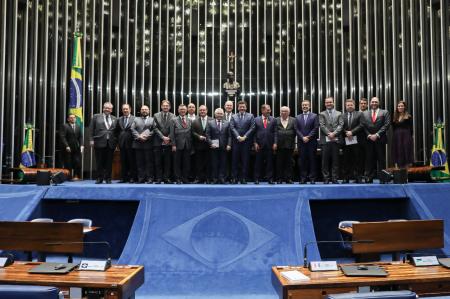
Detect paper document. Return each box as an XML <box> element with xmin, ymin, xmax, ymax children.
<box><xmin>345</xmin><ymin>136</ymin><xmax>358</xmax><ymax>145</ymax></box>
<box><xmin>211</xmin><ymin>139</ymin><xmax>219</xmax><ymax>148</ymax></box>
<box><xmin>280</xmin><ymin>270</ymin><xmax>310</xmax><ymax>282</ymax></box>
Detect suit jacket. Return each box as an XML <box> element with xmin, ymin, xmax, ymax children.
<box><xmin>206</xmin><ymin>119</ymin><xmax>231</xmax><ymax>150</ymax></box>
<box><xmin>89</xmin><ymin>113</ymin><xmax>118</xmax><ymax>149</ymax></box>
<box><xmin>192</xmin><ymin>116</ymin><xmax>213</xmax><ymax>150</ymax></box>
<box><xmin>253</xmin><ymin>116</ymin><xmax>277</xmax><ymax>149</ymax></box>
<box><xmin>361</xmin><ymin>109</ymin><xmax>391</xmax><ymax>144</ymax></box>
<box><xmin>153</xmin><ymin>111</ymin><xmax>175</xmax><ymax>146</ymax></box>
<box><xmin>131</xmin><ymin>116</ymin><xmax>155</xmax><ymax>150</ymax></box>
<box><xmin>60</xmin><ymin>123</ymin><xmax>83</xmax><ymax>150</ymax></box>
<box><xmin>229</xmin><ymin>112</ymin><xmax>255</xmax><ymax>143</ymax></box>
<box><xmin>275</xmin><ymin>117</ymin><xmax>296</xmax><ymax>149</ymax></box>
<box><xmin>342</xmin><ymin>111</ymin><xmax>364</xmax><ymax>144</ymax></box>
<box><xmin>169</xmin><ymin>116</ymin><xmax>193</xmax><ymax>150</ymax></box>
<box><xmin>319</xmin><ymin>109</ymin><xmax>344</xmax><ymax>144</ymax></box>
<box><xmin>295</xmin><ymin>112</ymin><xmax>319</xmax><ymax>147</ymax></box>
<box><xmin>117</xmin><ymin>115</ymin><xmax>135</xmax><ymax>149</ymax></box>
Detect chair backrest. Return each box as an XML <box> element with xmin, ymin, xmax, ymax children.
<box><xmin>31</xmin><ymin>218</ymin><xmax>54</xmax><ymax>223</ymax></box>
<box><xmin>0</xmin><ymin>285</ymin><xmax>61</xmax><ymax>299</ymax></box>
<box><xmin>0</xmin><ymin>221</ymin><xmax>84</xmax><ymax>254</ymax></box>
<box><xmin>326</xmin><ymin>290</ymin><xmax>417</xmax><ymax>299</ymax></box>
<box><xmin>338</xmin><ymin>220</ymin><xmax>360</xmax><ymax>228</ymax></box>
<box><xmin>68</xmin><ymin>218</ymin><xmax>92</xmax><ymax>228</ymax></box>
<box><xmin>352</xmin><ymin>219</ymin><xmax>444</xmax><ymax>254</ymax></box>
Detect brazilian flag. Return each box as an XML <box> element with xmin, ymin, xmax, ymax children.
<box><xmin>20</xmin><ymin>124</ymin><xmax>36</xmax><ymax>168</ymax></box>
<box><xmin>69</xmin><ymin>32</ymin><xmax>83</xmax><ymax>128</ymax></box>
<box><xmin>430</xmin><ymin>123</ymin><xmax>450</xmax><ymax>181</ymax></box>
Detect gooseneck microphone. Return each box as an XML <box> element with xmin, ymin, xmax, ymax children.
<box><xmin>46</xmin><ymin>241</ymin><xmax>112</xmax><ymax>267</ymax></box>
<box><xmin>303</xmin><ymin>240</ymin><xmax>374</xmax><ymax>267</ymax></box>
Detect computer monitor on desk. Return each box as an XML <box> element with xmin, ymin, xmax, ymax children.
<box><xmin>350</xmin><ymin>219</ymin><xmax>444</xmax><ymax>254</ymax></box>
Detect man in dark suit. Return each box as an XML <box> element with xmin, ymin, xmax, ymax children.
<box><xmin>131</xmin><ymin>105</ymin><xmax>155</xmax><ymax>183</ymax></box>
<box><xmin>358</xmin><ymin>98</ymin><xmax>369</xmax><ymax>180</ymax></box>
<box><xmin>253</xmin><ymin>104</ymin><xmax>276</xmax><ymax>184</ymax></box>
<box><xmin>117</xmin><ymin>104</ymin><xmax>136</xmax><ymax>183</ymax></box>
<box><xmin>319</xmin><ymin>97</ymin><xmax>344</xmax><ymax>184</ymax></box>
<box><xmin>191</xmin><ymin>105</ymin><xmax>212</xmax><ymax>183</ymax></box>
<box><xmin>153</xmin><ymin>100</ymin><xmax>175</xmax><ymax>183</ymax></box>
<box><xmin>342</xmin><ymin>99</ymin><xmax>363</xmax><ymax>183</ymax></box>
<box><xmin>89</xmin><ymin>102</ymin><xmax>118</xmax><ymax>184</ymax></box>
<box><xmin>206</xmin><ymin>108</ymin><xmax>231</xmax><ymax>184</ymax></box>
<box><xmin>295</xmin><ymin>100</ymin><xmax>319</xmax><ymax>184</ymax></box>
<box><xmin>224</xmin><ymin>100</ymin><xmax>234</xmax><ymax>181</ymax></box>
<box><xmin>60</xmin><ymin>113</ymin><xmax>83</xmax><ymax>180</ymax></box>
<box><xmin>361</xmin><ymin>97</ymin><xmax>391</xmax><ymax>183</ymax></box>
<box><xmin>275</xmin><ymin>106</ymin><xmax>296</xmax><ymax>184</ymax></box>
<box><xmin>230</xmin><ymin>100</ymin><xmax>255</xmax><ymax>184</ymax></box>
<box><xmin>170</xmin><ymin>104</ymin><xmax>193</xmax><ymax>184</ymax></box>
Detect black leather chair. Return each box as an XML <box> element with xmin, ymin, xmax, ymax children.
<box><xmin>0</xmin><ymin>285</ymin><xmax>62</xmax><ymax>299</ymax></box>
<box><xmin>326</xmin><ymin>291</ymin><xmax>417</xmax><ymax>299</ymax></box>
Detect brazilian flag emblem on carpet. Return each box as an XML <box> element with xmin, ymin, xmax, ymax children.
<box><xmin>430</xmin><ymin>123</ymin><xmax>450</xmax><ymax>181</ymax></box>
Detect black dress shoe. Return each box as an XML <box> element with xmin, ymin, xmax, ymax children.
<box><xmin>286</xmin><ymin>180</ymin><xmax>293</xmax><ymax>184</ymax></box>
<box><xmin>268</xmin><ymin>180</ymin><xmax>275</xmax><ymax>185</ymax></box>
<box><xmin>95</xmin><ymin>178</ymin><xmax>103</xmax><ymax>184</ymax></box>
<box><xmin>105</xmin><ymin>179</ymin><xmax>112</xmax><ymax>184</ymax></box>
<box><xmin>229</xmin><ymin>179</ymin><xmax>236</xmax><ymax>184</ymax></box>
<box><xmin>129</xmin><ymin>178</ymin><xmax>135</xmax><ymax>184</ymax></box>
<box><xmin>277</xmin><ymin>180</ymin><xmax>283</xmax><ymax>184</ymax></box>
<box><xmin>300</xmin><ymin>179</ymin><xmax>306</xmax><ymax>184</ymax></box>
<box><xmin>192</xmin><ymin>179</ymin><xmax>200</xmax><ymax>184</ymax></box>
<box><xmin>118</xmin><ymin>179</ymin><xmax>128</xmax><ymax>183</ymax></box>
<box><xmin>331</xmin><ymin>180</ymin><xmax>339</xmax><ymax>184</ymax></box>
<box><xmin>211</xmin><ymin>179</ymin><xmax>218</xmax><ymax>184</ymax></box>
<box><xmin>366</xmin><ymin>178</ymin><xmax>373</xmax><ymax>184</ymax></box>
<box><xmin>183</xmin><ymin>179</ymin><xmax>190</xmax><ymax>184</ymax></box>
<box><xmin>147</xmin><ymin>178</ymin><xmax>154</xmax><ymax>184</ymax></box>
<box><xmin>155</xmin><ymin>179</ymin><xmax>161</xmax><ymax>184</ymax></box>
<box><xmin>355</xmin><ymin>178</ymin><xmax>362</xmax><ymax>184</ymax></box>
<box><xmin>176</xmin><ymin>179</ymin><xmax>182</xmax><ymax>184</ymax></box>
<box><xmin>138</xmin><ymin>178</ymin><xmax>146</xmax><ymax>184</ymax></box>
<box><xmin>164</xmin><ymin>179</ymin><xmax>172</xmax><ymax>184</ymax></box>
<box><xmin>254</xmin><ymin>180</ymin><xmax>259</xmax><ymax>185</ymax></box>
<box><xmin>310</xmin><ymin>179</ymin><xmax>316</xmax><ymax>184</ymax></box>
<box><xmin>323</xmin><ymin>179</ymin><xmax>330</xmax><ymax>184</ymax></box>
<box><xmin>240</xmin><ymin>179</ymin><xmax>247</xmax><ymax>184</ymax></box>
<box><xmin>342</xmin><ymin>179</ymin><xmax>349</xmax><ymax>184</ymax></box>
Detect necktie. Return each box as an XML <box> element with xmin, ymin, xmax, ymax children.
<box><xmin>218</xmin><ymin>120</ymin><xmax>221</xmax><ymax>131</ymax></box>
<box><xmin>240</xmin><ymin>113</ymin><xmax>244</xmax><ymax>120</ymax></box>
<box><xmin>227</xmin><ymin>113</ymin><xmax>231</xmax><ymax>121</ymax></box>
<box><xmin>348</xmin><ymin>113</ymin><xmax>353</xmax><ymax>127</ymax></box>
<box><xmin>371</xmin><ymin>110</ymin><xmax>377</xmax><ymax>123</ymax></box>
<box><xmin>182</xmin><ymin>117</ymin><xmax>187</xmax><ymax>128</ymax></box>
<box><xmin>303</xmin><ymin>113</ymin><xmax>308</xmax><ymax>125</ymax></box>
<box><xmin>144</xmin><ymin>117</ymin><xmax>148</xmax><ymax>125</ymax></box>
<box><xmin>263</xmin><ymin>117</ymin><xmax>267</xmax><ymax>129</ymax></box>
<box><xmin>72</xmin><ymin>124</ymin><xmax>75</xmax><ymax>131</ymax></box>
<box><xmin>106</xmin><ymin>115</ymin><xmax>111</xmax><ymax>129</ymax></box>
<box><xmin>163</xmin><ymin>113</ymin><xmax>167</xmax><ymax>123</ymax></box>
<box><xmin>202</xmin><ymin>118</ymin><xmax>206</xmax><ymax>130</ymax></box>
<box><xmin>124</xmin><ymin>116</ymin><xmax>128</xmax><ymax>127</ymax></box>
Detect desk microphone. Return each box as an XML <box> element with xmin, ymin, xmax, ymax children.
<box><xmin>303</xmin><ymin>240</ymin><xmax>374</xmax><ymax>267</ymax></box>
<box><xmin>46</xmin><ymin>241</ymin><xmax>112</xmax><ymax>268</ymax></box>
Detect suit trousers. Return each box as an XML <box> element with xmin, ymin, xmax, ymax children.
<box><xmin>298</xmin><ymin>143</ymin><xmax>318</xmax><ymax>180</ymax></box>
<box><xmin>154</xmin><ymin>145</ymin><xmax>172</xmax><ymax>180</ymax></box>
<box><xmin>359</xmin><ymin>139</ymin><xmax>367</xmax><ymax>178</ymax></box>
<box><xmin>64</xmin><ymin>148</ymin><xmax>82</xmax><ymax>178</ymax></box>
<box><xmin>254</xmin><ymin>147</ymin><xmax>274</xmax><ymax>180</ymax></box>
<box><xmin>210</xmin><ymin>148</ymin><xmax>228</xmax><ymax>180</ymax></box>
<box><xmin>342</xmin><ymin>143</ymin><xmax>362</xmax><ymax>180</ymax></box>
<box><xmin>195</xmin><ymin>149</ymin><xmax>210</xmax><ymax>181</ymax></box>
<box><xmin>322</xmin><ymin>142</ymin><xmax>340</xmax><ymax>181</ymax></box>
<box><xmin>120</xmin><ymin>147</ymin><xmax>136</xmax><ymax>181</ymax></box>
<box><xmin>365</xmin><ymin>140</ymin><xmax>387</xmax><ymax>180</ymax></box>
<box><xmin>173</xmin><ymin>148</ymin><xmax>191</xmax><ymax>181</ymax></box>
<box><xmin>276</xmin><ymin>148</ymin><xmax>294</xmax><ymax>181</ymax></box>
<box><xmin>94</xmin><ymin>145</ymin><xmax>114</xmax><ymax>180</ymax></box>
<box><xmin>135</xmin><ymin>148</ymin><xmax>154</xmax><ymax>181</ymax></box>
<box><xmin>232</xmin><ymin>141</ymin><xmax>251</xmax><ymax>180</ymax></box>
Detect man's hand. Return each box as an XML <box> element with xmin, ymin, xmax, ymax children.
<box><xmin>172</xmin><ymin>145</ymin><xmax>177</xmax><ymax>152</ymax></box>
<box><xmin>272</xmin><ymin>144</ymin><xmax>277</xmax><ymax>151</ymax></box>
<box><xmin>327</xmin><ymin>132</ymin><xmax>336</xmax><ymax>139</ymax></box>
<box><xmin>226</xmin><ymin>145</ymin><xmax>231</xmax><ymax>151</ymax></box>
<box><xmin>66</xmin><ymin>147</ymin><xmax>71</xmax><ymax>153</ymax></box>
<box><xmin>302</xmin><ymin>136</ymin><xmax>310</xmax><ymax>143</ymax></box>
<box><xmin>345</xmin><ymin>131</ymin><xmax>353</xmax><ymax>137</ymax></box>
<box><xmin>200</xmin><ymin>136</ymin><xmax>207</xmax><ymax>141</ymax></box>
<box><xmin>162</xmin><ymin>136</ymin><xmax>170</xmax><ymax>144</ymax></box>
<box><xmin>254</xmin><ymin>143</ymin><xmax>260</xmax><ymax>152</ymax></box>
<box><xmin>369</xmin><ymin>134</ymin><xmax>378</xmax><ymax>142</ymax></box>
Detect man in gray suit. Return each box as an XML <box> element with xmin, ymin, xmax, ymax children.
<box><xmin>117</xmin><ymin>104</ymin><xmax>136</xmax><ymax>183</ymax></box>
<box><xmin>361</xmin><ymin>97</ymin><xmax>391</xmax><ymax>183</ymax></box>
<box><xmin>170</xmin><ymin>104</ymin><xmax>193</xmax><ymax>184</ymax></box>
<box><xmin>319</xmin><ymin>97</ymin><xmax>344</xmax><ymax>184</ymax></box>
<box><xmin>131</xmin><ymin>105</ymin><xmax>155</xmax><ymax>184</ymax></box>
<box><xmin>153</xmin><ymin>100</ymin><xmax>175</xmax><ymax>183</ymax></box>
<box><xmin>274</xmin><ymin>106</ymin><xmax>296</xmax><ymax>184</ymax></box>
<box><xmin>191</xmin><ymin>105</ymin><xmax>213</xmax><ymax>183</ymax></box>
<box><xmin>89</xmin><ymin>101</ymin><xmax>118</xmax><ymax>184</ymax></box>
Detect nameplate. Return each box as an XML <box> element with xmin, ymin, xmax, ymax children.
<box><xmin>411</xmin><ymin>256</ymin><xmax>439</xmax><ymax>267</ymax></box>
<box><xmin>79</xmin><ymin>260</ymin><xmax>110</xmax><ymax>271</ymax></box>
<box><xmin>309</xmin><ymin>261</ymin><xmax>338</xmax><ymax>271</ymax></box>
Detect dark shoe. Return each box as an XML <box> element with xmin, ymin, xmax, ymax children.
<box><xmin>300</xmin><ymin>179</ymin><xmax>306</xmax><ymax>184</ymax></box>
<box><xmin>323</xmin><ymin>179</ymin><xmax>330</xmax><ymax>184</ymax></box>
<box><xmin>366</xmin><ymin>178</ymin><xmax>374</xmax><ymax>184</ymax></box>
<box><xmin>164</xmin><ymin>179</ymin><xmax>172</xmax><ymax>184</ymax></box>
<box><xmin>229</xmin><ymin>179</ymin><xmax>236</xmax><ymax>184</ymax></box>
<box><xmin>211</xmin><ymin>179</ymin><xmax>218</xmax><ymax>184</ymax></box>
<box><xmin>355</xmin><ymin>178</ymin><xmax>362</xmax><ymax>184</ymax></box>
<box><xmin>192</xmin><ymin>179</ymin><xmax>200</xmax><ymax>184</ymax></box>
<box><xmin>129</xmin><ymin>178</ymin><xmax>135</xmax><ymax>184</ymax></box>
<box><xmin>105</xmin><ymin>179</ymin><xmax>112</xmax><ymax>184</ymax></box>
<box><xmin>286</xmin><ymin>180</ymin><xmax>293</xmax><ymax>184</ymax></box>
<box><xmin>331</xmin><ymin>180</ymin><xmax>339</xmax><ymax>184</ymax></box>
<box><xmin>183</xmin><ymin>179</ymin><xmax>189</xmax><ymax>184</ymax></box>
<box><xmin>176</xmin><ymin>180</ymin><xmax>182</xmax><ymax>184</ymax></box>
<box><xmin>240</xmin><ymin>179</ymin><xmax>247</xmax><ymax>184</ymax></box>
<box><xmin>254</xmin><ymin>180</ymin><xmax>259</xmax><ymax>185</ymax></box>
<box><xmin>118</xmin><ymin>179</ymin><xmax>128</xmax><ymax>183</ymax></box>
<box><xmin>138</xmin><ymin>178</ymin><xmax>146</xmax><ymax>184</ymax></box>
<box><xmin>219</xmin><ymin>179</ymin><xmax>226</xmax><ymax>184</ymax></box>
<box><xmin>268</xmin><ymin>180</ymin><xmax>275</xmax><ymax>185</ymax></box>
<box><xmin>277</xmin><ymin>180</ymin><xmax>283</xmax><ymax>184</ymax></box>
<box><xmin>155</xmin><ymin>179</ymin><xmax>162</xmax><ymax>184</ymax></box>
<box><xmin>147</xmin><ymin>178</ymin><xmax>154</xmax><ymax>184</ymax></box>
<box><xmin>310</xmin><ymin>179</ymin><xmax>316</xmax><ymax>184</ymax></box>
<box><xmin>342</xmin><ymin>179</ymin><xmax>349</xmax><ymax>184</ymax></box>
<box><xmin>95</xmin><ymin>178</ymin><xmax>103</xmax><ymax>184</ymax></box>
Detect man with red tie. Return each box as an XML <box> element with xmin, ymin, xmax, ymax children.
<box><xmin>253</xmin><ymin>104</ymin><xmax>277</xmax><ymax>184</ymax></box>
<box><xmin>361</xmin><ymin>97</ymin><xmax>391</xmax><ymax>183</ymax></box>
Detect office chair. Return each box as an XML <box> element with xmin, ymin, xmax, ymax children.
<box><xmin>31</xmin><ymin>218</ymin><xmax>54</xmax><ymax>222</ymax></box>
<box><xmin>68</xmin><ymin>218</ymin><xmax>92</xmax><ymax>228</ymax></box>
<box><xmin>338</xmin><ymin>220</ymin><xmax>360</xmax><ymax>250</ymax></box>
<box><xmin>28</xmin><ymin>218</ymin><xmax>54</xmax><ymax>261</ymax></box>
<box><xmin>0</xmin><ymin>285</ymin><xmax>63</xmax><ymax>299</ymax></box>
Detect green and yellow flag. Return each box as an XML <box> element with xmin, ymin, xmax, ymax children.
<box><xmin>69</xmin><ymin>32</ymin><xmax>83</xmax><ymax>128</ymax></box>
<box><xmin>20</xmin><ymin>124</ymin><xmax>36</xmax><ymax>168</ymax></box>
<box><xmin>430</xmin><ymin>123</ymin><xmax>450</xmax><ymax>181</ymax></box>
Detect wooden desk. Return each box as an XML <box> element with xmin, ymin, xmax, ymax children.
<box><xmin>0</xmin><ymin>262</ymin><xmax>144</xmax><ymax>299</ymax></box>
<box><xmin>272</xmin><ymin>262</ymin><xmax>450</xmax><ymax>299</ymax></box>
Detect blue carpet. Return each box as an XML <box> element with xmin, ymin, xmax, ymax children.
<box><xmin>1</xmin><ymin>182</ymin><xmax>450</xmax><ymax>298</ymax></box>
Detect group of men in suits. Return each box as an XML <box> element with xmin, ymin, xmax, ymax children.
<box><xmin>61</xmin><ymin>96</ymin><xmax>390</xmax><ymax>184</ymax></box>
